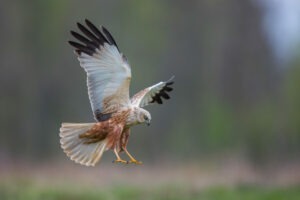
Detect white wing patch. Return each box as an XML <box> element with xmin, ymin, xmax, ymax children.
<box><xmin>79</xmin><ymin>44</ymin><xmax>131</xmax><ymax>115</ymax></box>
<box><xmin>69</xmin><ymin>20</ymin><xmax>131</xmax><ymax>121</ymax></box>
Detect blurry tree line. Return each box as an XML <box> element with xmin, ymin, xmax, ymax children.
<box><xmin>0</xmin><ymin>0</ymin><xmax>299</xmax><ymax>164</ymax></box>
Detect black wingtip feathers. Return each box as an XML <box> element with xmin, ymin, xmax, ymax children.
<box><xmin>68</xmin><ymin>19</ymin><xmax>119</xmax><ymax>55</ymax></box>
<box><xmin>150</xmin><ymin>76</ymin><xmax>174</xmax><ymax>105</ymax></box>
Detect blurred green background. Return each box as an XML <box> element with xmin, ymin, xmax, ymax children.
<box><xmin>1</xmin><ymin>0</ymin><xmax>300</xmax><ymax>199</ymax></box>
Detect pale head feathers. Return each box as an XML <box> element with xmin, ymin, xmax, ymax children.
<box><xmin>137</xmin><ymin>108</ymin><xmax>151</xmax><ymax>125</ymax></box>
<box><xmin>126</xmin><ymin>107</ymin><xmax>151</xmax><ymax>126</ymax></box>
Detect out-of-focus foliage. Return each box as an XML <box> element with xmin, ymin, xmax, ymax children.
<box><xmin>1</xmin><ymin>180</ymin><xmax>300</xmax><ymax>200</ymax></box>
<box><xmin>0</xmin><ymin>0</ymin><xmax>299</xmax><ymax>164</ymax></box>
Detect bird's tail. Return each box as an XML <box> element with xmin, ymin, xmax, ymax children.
<box><xmin>59</xmin><ymin>123</ymin><xmax>107</xmax><ymax>166</ymax></box>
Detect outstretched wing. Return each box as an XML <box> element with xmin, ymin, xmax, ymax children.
<box><xmin>69</xmin><ymin>19</ymin><xmax>131</xmax><ymax>121</ymax></box>
<box><xmin>131</xmin><ymin>77</ymin><xmax>174</xmax><ymax>107</ymax></box>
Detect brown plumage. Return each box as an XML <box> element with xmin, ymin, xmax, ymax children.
<box><xmin>79</xmin><ymin>110</ymin><xmax>130</xmax><ymax>149</ymax></box>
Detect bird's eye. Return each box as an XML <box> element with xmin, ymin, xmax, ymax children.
<box><xmin>144</xmin><ymin>115</ymin><xmax>148</xmax><ymax>121</ymax></box>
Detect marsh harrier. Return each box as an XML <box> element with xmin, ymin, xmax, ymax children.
<box><xmin>59</xmin><ymin>19</ymin><xmax>174</xmax><ymax>166</ymax></box>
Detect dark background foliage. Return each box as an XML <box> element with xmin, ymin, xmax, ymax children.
<box><xmin>1</xmin><ymin>0</ymin><xmax>299</xmax><ymax>164</ymax></box>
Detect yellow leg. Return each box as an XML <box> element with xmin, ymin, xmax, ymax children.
<box><xmin>124</xmin><ymin>148</ymin><xmax>142</xmax><ymax>165</ymax></box>
<box><xmin>113</xmin><ymin>148</ymin><xmax>127</xmax><ymax>164</ymax></box>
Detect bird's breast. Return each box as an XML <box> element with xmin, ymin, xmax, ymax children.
<box><xmin>125</xmin><ymin>108</ymin><xmax>140</xmax><ymax>127</ymax></box>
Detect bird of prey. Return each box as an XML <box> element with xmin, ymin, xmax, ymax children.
<box><xmin>59</xmin><ymin>19</ymin><xmax>174</xmax><ymax>166</ymax></box>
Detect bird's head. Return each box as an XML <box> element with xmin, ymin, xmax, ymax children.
<box><xmin>137</xmin><ymin>108</ymin><xmax>151</xmax><ymax>126</ymax></box>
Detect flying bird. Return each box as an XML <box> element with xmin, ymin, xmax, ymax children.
<box><xmin>59</xmin><ymin>19</ymin><xmax>174</xmax><ymax>166</ymax></box>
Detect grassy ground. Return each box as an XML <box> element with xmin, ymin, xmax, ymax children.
<box><xmin>1</xmin><ymin>181</ymin><xmax>300</xmax><ymax>200</ymax></box>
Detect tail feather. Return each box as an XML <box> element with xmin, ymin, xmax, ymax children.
<box><xmin>59</xmin><ymin>123</ymin><xmax>107</xmax><ymax>166</ymax></box>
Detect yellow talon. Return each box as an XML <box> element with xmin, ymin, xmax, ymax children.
<box><xmin>128</xmin><ymin>159</ymin><xmax>142</xmax><ymax>165</ymax></box>
<box><xmin>113</xmin><ymin>159</ymin><xmax>128</xmax><ymax>164</ymax></box>
<box><xmin>123</xmin><ymin>148</ymin><xmax>142</xmax><ymax>165</ymax></box>
<box><xmin>113</xmin><ymin>148</ymin><xmax>128</xmax><ymax>164</ymax></box>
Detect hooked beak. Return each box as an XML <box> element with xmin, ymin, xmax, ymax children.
<box><xmin>146</xmin><ymin>119</ymin><xmax>151</xmax><ymax>126</ymax></box>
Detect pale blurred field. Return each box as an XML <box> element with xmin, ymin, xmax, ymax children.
<box><xmin>1</xmin><ymin>160</ymin><xmax>300</xmax><ymax>200</ymax></box>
